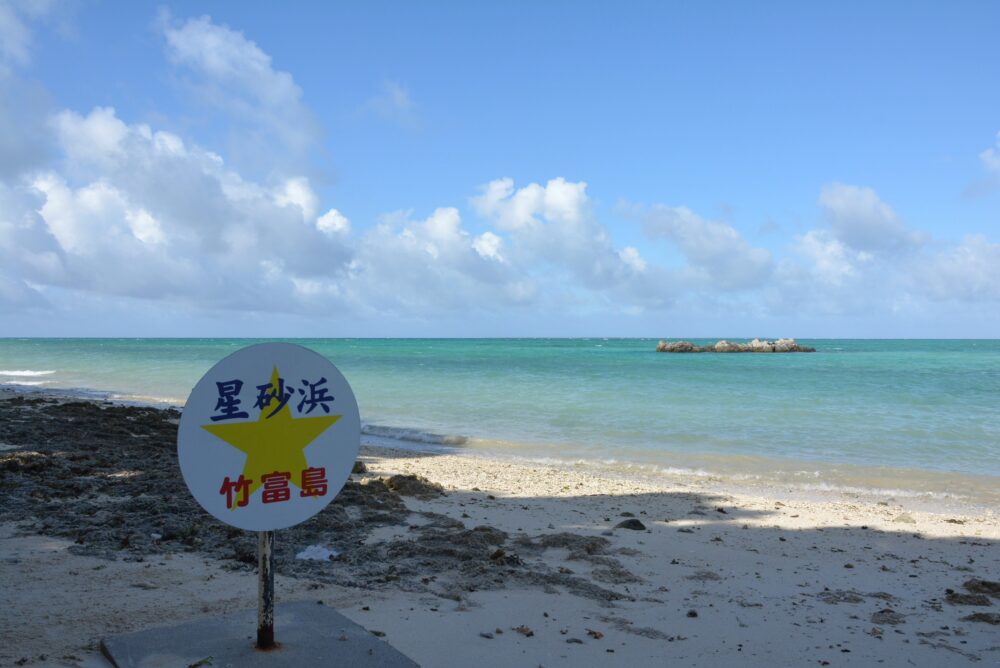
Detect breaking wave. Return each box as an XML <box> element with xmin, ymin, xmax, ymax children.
<box><xmin>361</xmin><ymin>423</ymin><xmax>468</xmax><ymax>446</ymax></box>
<box><xmin>0</xmin><ymin>370</ymin><xmax>56</xmax><ymax>377</ymax></box>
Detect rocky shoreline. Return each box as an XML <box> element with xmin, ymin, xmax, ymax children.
<box><xmin>656</xmin><ymin>338</ymin><xmax>816</xmax><ymax>353</ymax></box>
<box><xmin>0</xmin><ymin>394</ymin><xmax>649</xmax><ymax>607</ymax></box>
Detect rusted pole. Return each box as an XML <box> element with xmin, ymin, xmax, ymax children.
<box><xmin>257</xmin><ymin>530</ymin><xmax>275</xmax><ymax>649</ymax></box>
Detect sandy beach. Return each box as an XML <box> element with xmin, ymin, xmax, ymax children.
<box><xmin>1</xmin><ymin>391</ymin><xmax>998</xmax><ymax>667</ymax></box>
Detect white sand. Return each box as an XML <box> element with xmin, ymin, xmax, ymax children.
<box><xmin>2</xmin><ymin>445</ymin><xmax>998</xmax><ymax>667</ymax></box>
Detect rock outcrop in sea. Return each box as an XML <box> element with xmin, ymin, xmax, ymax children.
<box><xmin>656</xmin><ymin>338</ymin><xmax>816</xmax><ymax>353</ymax></box>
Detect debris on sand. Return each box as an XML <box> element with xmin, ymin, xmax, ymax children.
<box><xmin>963</xmin><ymin>578</ymin><xmax>1000</xmax><ymax>598</ymax></box>
<box><xmin>0</xmin><ymin>396</ymin><xmax>642</xmax><ymax>606</ymax></box>
<box><xmin>816</xmin><ymin>589</ymin><xmax>898</xmax><ymax>605</ymax></box>
<box><xmin>600</xmin><ymin>615</ymin><xmax>671</xmax><ymax>640</ymax></box>
<box><xmin>517</xmin><ymin>532</ymin><xmax>610</xmax><ymax>559</ymax></box>
<box><xmin>945</xmin><ymin>589</ymin><xmax>993</xmax><ymax>606</ymax></box>
<box><xmin>385</xmin><ymin>474</ymin><xmax>446</xmax><ymax>499</ymax></box>
<box><xmin>961</xmin><ymin>612</ymin><xmax>1000</xmax><ymax>625</ymax></box>
<box><xmin>817</xmin><ymin>590</ymin><xmax>865</xmax><ymax>604</ymax></box>
<box><xmin>871</xmin><ymin>609</ymin><xmax>905</xmax><ymax>625</ymax></box>
<box><xmin>591</xmin><ymin>563</ymin><xmax>643</xmax><ymax>585</ymax></box>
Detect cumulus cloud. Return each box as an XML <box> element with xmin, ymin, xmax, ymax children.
<box><xmin>918</xmin><ymin>235</ymin><xmax>1000</xmax><ymax>302</ymax></box>
<box><xmin>792</xmin><ymin>230</ymin><xmax>872</xmax><ymax>287</ymax></box>
<box><xmin>316</xmin><ymin>208</ymin><xmax>350</xmax><ymax>236</ymax></box>
<box><xmin>472</xmin><ymin>178</ymin><xmax>670</xmax><ymax>310</ymax></box>
<box><xmin>3</xmin><ymin>9</ymin><xmax>999</xmax><ymax>334</ymax></box>
<box><xmin>472</xmin><ymin>177</ymin><xmax>589</xmax><ymax>231</ymax></box>
<box><xmin>161</xmin><ymin>13</ymin><xmax>319</xmax><ymax>170</ymax></box>
<box><xmin>640</xmin><ymin>205</ymin><xmax>773</xmax><ymax>290</ymax></box>
<box><xmin>818</xmin><ymin>183</ymin><xmax>924</xmax><ymax>254</ymax></box>
<box><xmin>773</xmin><ymin>182</ymin><xmax>1000</xmax><ymax>316</ymax></box>
<box><xmin>342</xmin><ymin>207</ymin><xmax>526</xmax><ymax>314</ymax></box>
<box><xmin>0</xmin><ymin>105</ymin><xmax>353</xmax><ymax>312</ymax></box>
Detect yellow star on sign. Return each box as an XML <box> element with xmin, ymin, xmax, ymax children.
<box><xmin>202</xmin><ymin>366</ymin><xmax>340</xmax><ymax>507</ymax></box>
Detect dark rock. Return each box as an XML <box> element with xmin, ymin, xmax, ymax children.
<box><xmin>656</xmin><ymin>338</ymin><xmax>815</xmax><ymax>353</ymax></box>
<box><xmin>614</xmin><ymin>519</ymin><xmax>646</xmax><ymax>531</ymax></box>
<box><xmin>352</xmin><ymin>460</ymin><xmax>367</xmax><ymax>474</ymax></box>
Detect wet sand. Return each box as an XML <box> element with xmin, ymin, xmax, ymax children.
<box><xmin>1</xmin><ymin>392</ymin><xmax>998</xmax><ymax>667</ymax></box>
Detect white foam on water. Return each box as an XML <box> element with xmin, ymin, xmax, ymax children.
<box><xmin>1</xmin><ymin>380</ymin><xmax>50</xmax><ymax>386</ymax></box>
<box><xmin>108</xmin><ymin>393</ymin><xmax>184</xmax><ymax>407</ymax></box>
<box><xmin>0</xmin><ymin>370</ymin><xmax>55</xmax><ymax>377</ymax></box>
<box><xmin>362</xmin><ymin>423</ymin><xmax>468</xmax><ymax>446</ymax></box>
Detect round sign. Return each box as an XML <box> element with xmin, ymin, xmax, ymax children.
<box><xmin>177</xmin><ymin>342</ymin><xmax>361</xmax><ymax>531</ymax></box>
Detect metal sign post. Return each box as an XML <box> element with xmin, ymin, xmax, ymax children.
<box><xmin>257</xmin><ymin>530</ymin><xmax>276</xmax><ymax>649</ymax></box>
<box><xmin>177</xmin><ymin>342</ymin><xmax>361</xmax><ymax>653</ymax></box>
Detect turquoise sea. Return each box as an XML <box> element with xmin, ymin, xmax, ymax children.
<box><xmin>2</xmin><ymin>338</ymin><xmax>998</xmax><ymax>504</ymax></box>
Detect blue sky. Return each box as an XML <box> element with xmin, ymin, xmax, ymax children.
<box><xmin>1</xmin><ymin>1</ymin><xmax>999</xmax><ymax>336</ymax></box>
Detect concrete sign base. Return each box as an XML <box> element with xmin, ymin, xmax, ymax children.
<box><xmin>101</xmin><ymin>601</ymin><xmax>420</xmax><ymax>668</ymax></box>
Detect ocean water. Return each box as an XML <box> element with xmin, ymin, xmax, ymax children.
<box><xmin>2</xmin><ymin>338</ymin><xmax>998</xmax><ymax>503</ymax></box>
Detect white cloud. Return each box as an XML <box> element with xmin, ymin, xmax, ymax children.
<box><xmin>343</xmin><ymin>207</ymin><xmax>524</xmax><ymax>314</ymax></box>
<box><xmin>641</xmin><ymin>204</ymin><xmax>773</xmax><ymax>289</ymax></box>
<box><xmin>793</xmin><ymin>229</ymin><xmax>872</xmax><ymax>287</ymax></box>
<box><xmin>818</xmin><ymin>183</ymin><xmax>923</xmax><ymax>254</ymax></box>
<box><xmin>472</xmin><ymin>178</ymin><xmax>669</xmax><ymax>308</ymax></box>
<box><xmin>125</xmin><ymin>208</ymin><xmax>165</xmax><ymax>245</ymax></box>
<box><xmin>0</xmin><ymin>105</ymin><xmax>353</xmax><ymax>311</ymax></box>
<box><xmin>0</xmin><ymin>0</ymin><xmax>55</xmax><ymax>72</ymax></box>
<box><xmin>773</xmin><ymin>184</ymin><xmax>1000</xmax><ymax>315</ymax></box>
<box><xmin>472</xmin><ymin>177</ymin><xmax>589</xmax><ymax>231</ymax></box>
<box><xmin>316</xmin><ymin>208</ymin><xmax>350</xmax><ymax>236</ymax></box>
<box><xmin>918</xmin><ymin>234</ymin><xmax>1000</xmax><ymax>302</ymax></box>
<box><xmin>3</xmin><ymin>9</ymin><xmax>998</xmax><ymax>332</ymax></box>
<box><xmin>274</xmin><ymin>176</ymin><xmax>319</xmax><ymax>222</ymax></box>
<box><xmin>473</xmin><ymin>231</ymin><xmax>504</xmax><ymax>262</ymax></box>
<box><xmin>980</xmin><ymin>131</ymin><xmax>1000</xmax><ymax>179</ymax></box>
<box><xmin>52</xmin><ymin>106</ymin><xmax>128</xmax><ymax>169</ymax></box>
<box><xmin>618</xmin><ymin>246</ymin><xmax>646</xmax><ymax>273</ymax></box>
<box><xmin>161</xmin><ymin>13</ymin><xmax>318</xmax><ymax>168</ymax></box>
<box><xmin>0</xmin><ymin>1</ymin><xmax>32</xmax><ymax>71</ymax></box>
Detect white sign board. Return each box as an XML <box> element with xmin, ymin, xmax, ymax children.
<box><xmin>177</xmin><ymin>342</ymin><xmax>361</xmax><ymax>531</ymax></box>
